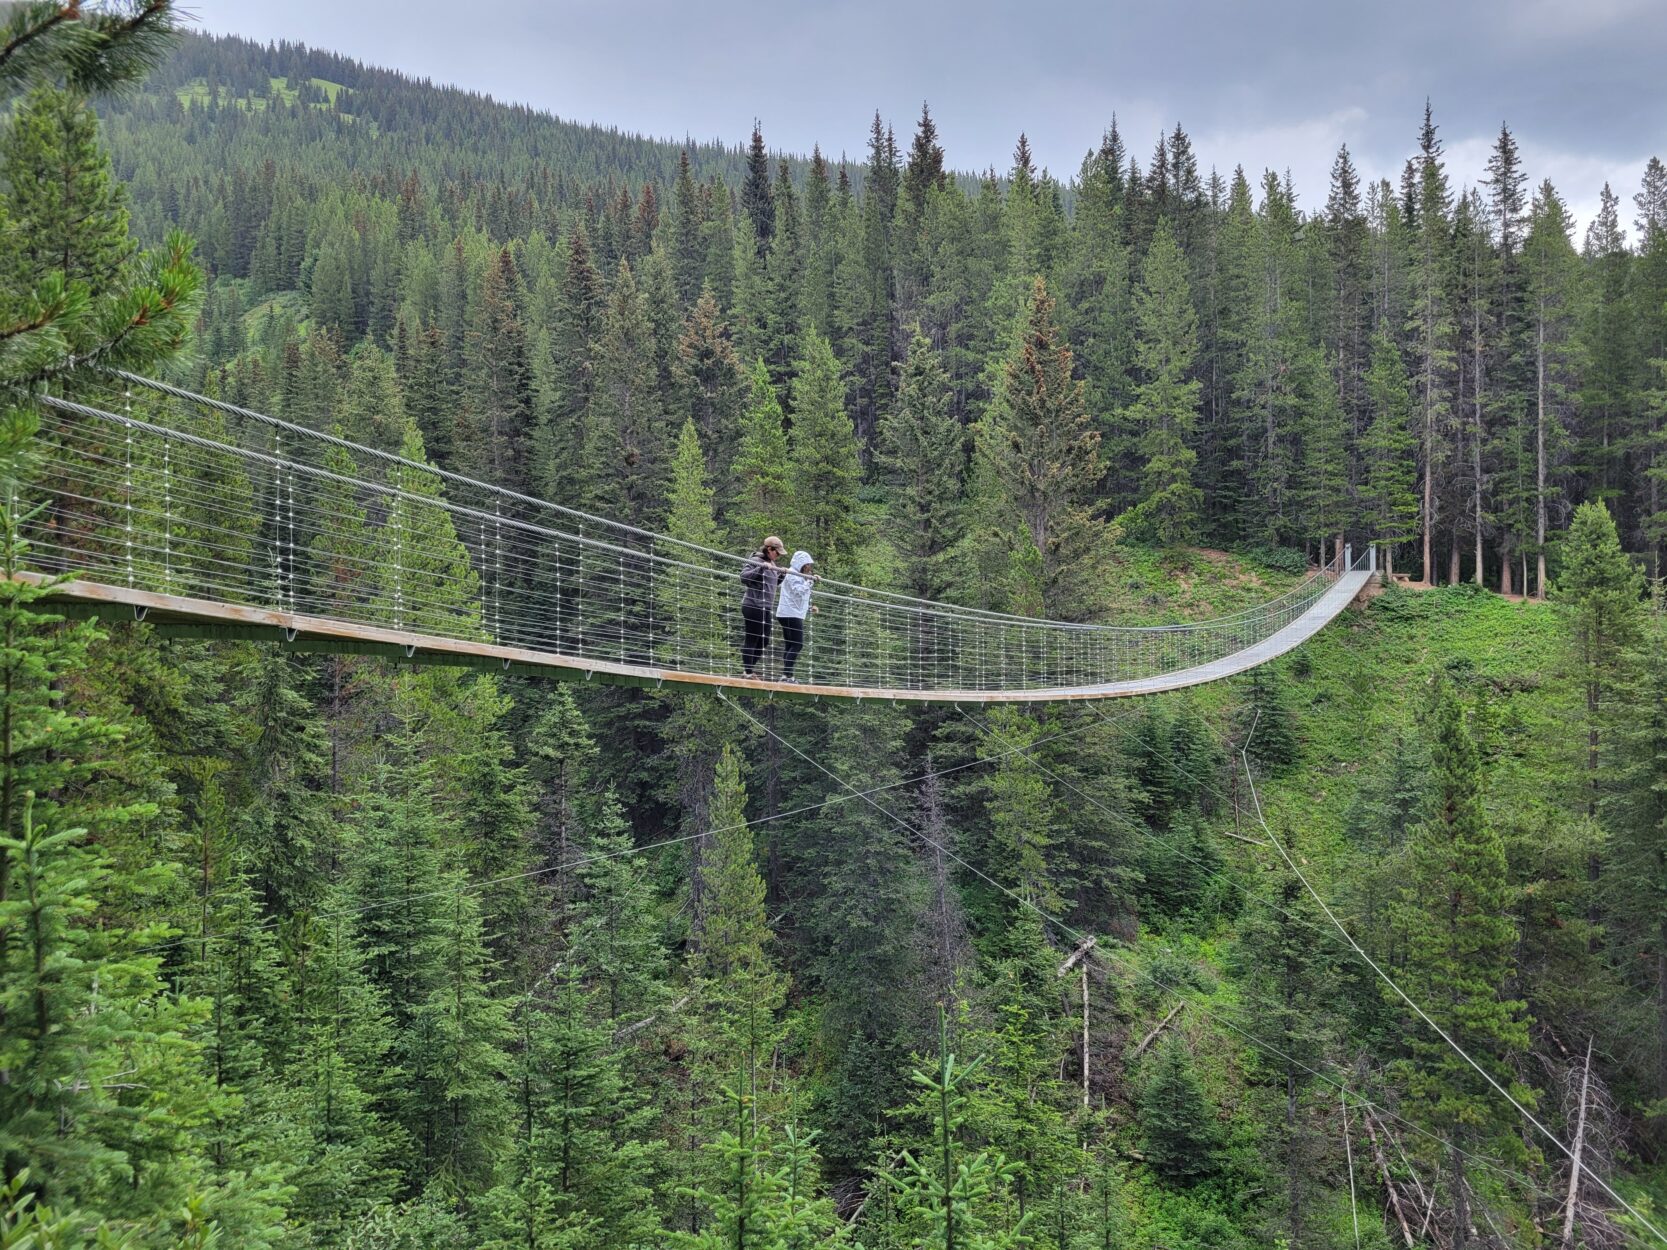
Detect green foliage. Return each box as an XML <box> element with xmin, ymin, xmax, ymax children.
<box><xmin>729</xmin><ymin>358</ymin><xmax>793</xmax><ymax>546</ymax></box>
<box><xmin>889</xmin><ymin>1011</ymin><xmax>1033</xmax><ymax>1250</ymax></box>
<box><xmin>1394</xmin><ymin>681</ymin><xmax>1532</xmax><ymax>1208</ymax></box>
<box><xmin>1137</xmin><ymin>1038</ymin><xmax>1221</xmax><ymax>1184</ymax></box>
<box><xmin>1125</xmin><ymin>220</ymin><xmax>1203</xmax><ymax>546</ymax></box>
<box><xmin>971</xmin><ymin>277</ymin><xmax>1112</xmax><ymax>619</ymax></box>
<box><xmin>786</xmin><ymin>329</ymin><xmax>863</xmax><ymax>568</ymax></box>
<box><xmin>0</xmin><ymin>415</ymin><xmax>283</xmax><ymax>1246</ymax></box>
<box><xmin>877</xmin><ymin>330</ymin><xmax>965</xmax><ymax>600</ymax></box>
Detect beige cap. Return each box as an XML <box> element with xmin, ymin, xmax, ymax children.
<box><xmin>764</xmin><ymin>535</ymin><xmax>784</xmax><ymax>554</ymax></box>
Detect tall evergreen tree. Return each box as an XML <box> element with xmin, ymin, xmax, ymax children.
<box><xmin>971</xmin><ymin>277</ymin><xmax>1110</xmax><ymax>618</ymax></box>
<box><xmin>1523</xmin><ymin>180</ymin><xmax>1583</xmax><ymax>598</ymax></box>
<box><xmin>1395</xmin><ymin>681</ymin><xmax>1530</xmax><ymax>1245</ymax></box>
<box><xmin>581</xmin><ymin>259</ymin><xmax>672</xmax><ymax>528</ymax></box>
<box><xmin>1126</xmin><ymin>221</ymin><xmax>1202</xmax><ymax>546</ymax></box>
<box><xmin>877</xmin><ymin>330</ymin><xmax>965</xmax><ymax>600</ymax></box>
<box><xmin>785</xmin><ymin>330</ymin><xmax>863</xmax><ymax>567</ymax></box>
<box><xmin>728</xmin><ymin>359</ymin><xmax>792</xmax><ymax>546</ymax></box>
<box><xmin>0</xmin><ymin>87</ymin><xmax>134</xmax><ymax>289</ymax></box>
<box><xmin>1360</xmin><ymin>328</ymin><xmax>1420</xmax><ymax>576</ymax></box>
<box><xmin>457</xmin><ymin>247</ymin><xmax>535</xmax><ymax>495</ymax></box>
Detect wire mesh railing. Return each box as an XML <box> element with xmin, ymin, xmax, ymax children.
<box><xmin>19</xmin><ymin>376</ymin><xmax>1368</xmax><ymax>695</ymax></box>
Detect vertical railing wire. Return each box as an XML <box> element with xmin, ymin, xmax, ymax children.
<box><xmin>161</xmin><ymin>432</ymin><xmax>172</xmax><ymax>595</ymax></box>
<box><xmin>122</xmin><ymin>388</ymin><xmax>134</xmax><ymax>589</ymax></box>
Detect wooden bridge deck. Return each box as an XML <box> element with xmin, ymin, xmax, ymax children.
<box><xmin>34</xmin><ymin>566</ymin><xmax>1374</xmax><ymax>703</ymax></box>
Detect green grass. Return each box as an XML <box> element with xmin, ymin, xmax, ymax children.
<box><xmin>1100</xmin><ymin>546</ymin><xmax>1305</xmax><ymax>625</ymax></box>
<box><xmin>176</xmin><ymin>76</ymin><xmax>351</xmax><ymax>116</ymax></box>
<box><xmin>1257</xmin><ymin>583</ymin><xmax>1573</xmax><ymax>845</ymax></box>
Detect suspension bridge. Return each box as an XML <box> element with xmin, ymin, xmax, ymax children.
<box><xmin>20</xmin><ymin>374</ymin><xmax>1374</xmax><ymax>702</ymax></box>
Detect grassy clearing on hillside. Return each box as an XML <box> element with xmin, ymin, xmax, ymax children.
<box><xmin>1256</xmin><ymin>583</ymin><xmax>1573</xmax><ymax>848</ymax></box>
<box><xmin>176</xmin><ymin>76</ymin><xmax>354</xmax><ymax>117</ymax></box>
<box><xmin>1102</xmin><ymin>545</ymin><xmax>1305</xmax><ymax>625</ymax></box>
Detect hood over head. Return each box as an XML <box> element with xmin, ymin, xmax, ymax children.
<box><xmin>790</xmin><ymin>550</ymin><xmax>814</xmax><ymax>573</ymax></box>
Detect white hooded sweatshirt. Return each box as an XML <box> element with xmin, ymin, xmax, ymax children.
<box><xmin>776</xmin><ymin>551</ymin><xmax>816</xmax><ymax>619</ymax></box>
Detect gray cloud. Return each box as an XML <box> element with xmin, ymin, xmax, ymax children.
<box><xmin>198</xmin><ymin>0</ymin><xmax>1666</xmax><ymax>230</ymax></box>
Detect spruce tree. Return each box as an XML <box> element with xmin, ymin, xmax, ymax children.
<box><xmin>1360</xmin><ymin>328</ymin><xmax>1420</xmax><ymax>577</ymax></box>
<box><xmin>1232</xmin><ymin>845</ymin><xmax>1339</xmax><ymax>1244</ymax></box>
<box><xmin>459</xmin><ymin>247</ymin><xmax>535</xmax><ymax>496</ymax></box>
<box><xmin>1406</xmin><ymin>104</ymin><xmax>1457</xmax><ymax>584</ymax></box>
<box><xmin>1137</xmin><ymin>1037</ymin><xmax>1221</xmax><ymax>1185</ymax></box>
<box><xmin>0</xmin><ymin>8</ymin><xmax>198</xmax><ymax>396</ymax></box>
<box><xmin>785</xmin><ymin>329</ymin><xmax>863</xmax><ymax>568</ymax></box>
<box><xmin>1395</xmin><ymin>681</ymin><xmax>1530</xmax><ymax>1243</ymax></box>
<box><xmin>728</xmin><ymin>359</ymin><xmax>792</xmax><ymax>547</ymax></box>
<box><xmin>1557</xmin><ymin>501</ymin><xmax>1644</xmax><ymax>822</ymax></box>
<box><xmin>972</xmin><ymin>276</ymin><xmax>1109</xmax><ymax>618</ymax></box>
<box><xmin>1605</xmin><ymin>605</ymin><xmax>1667</xmax><ymax>1118</ymax></box>
<box><xmin>1522</xmin><ymin>181</ymin><xmax>1580</xmax><ymax>597</ymax></box>
<box><xmin>0</xmin><ymin>87</ymin><xmax>134</xmax><ymax>289</ymax></box>
<box><xmin>1125</xmin><ymin>220</ymin><xmax>1202</xmax><ymax>546</ymax></box>
<box><xmin>675</xmin><ymin>289</ymin><xmax>748</xmax><ymax>478</ymax></box>
<box><xmin>0</xmin><ymin>410</ymin><xmax>281</xmax><ymax>1241</ymax></box>
<box><xmin>741</xmin><ymin>124</ymin><xmax>775</xmax><ymax>251</ymax></box>
<box><xmin>876</xmin><ymin>330</ymin><xmax>965</xmax><ymax>600</ymax></box>
<box><xmin>581</xmin><ymin>259</ymin><xmax>672</xmax><ymax>528</ymax></box>
<box><xmin>534</xmin><ymin>226</ymin><xmax>606</xmax><ymax>509</ymax></box>
<box><xmin>890</xmin><ymin>1011</ymin><xmax>1032</xmax><ymax>1250</ymax></box>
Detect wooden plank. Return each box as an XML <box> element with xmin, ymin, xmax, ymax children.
<box><xmin>22</xmin><ymin>568</ymin><xmax>1372</xmax><ymax>704</ymax></box>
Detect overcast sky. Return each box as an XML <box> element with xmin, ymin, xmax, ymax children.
<box><xmin>198</xmin><ymin>0</ymin><xmax>1665</xmax><ymax>235</ymax></box>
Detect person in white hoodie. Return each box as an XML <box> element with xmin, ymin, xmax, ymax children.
<box><xmin>774</xmin><ymin>550</ymin><xmax>818</xmax><ymax>681</ymax></box>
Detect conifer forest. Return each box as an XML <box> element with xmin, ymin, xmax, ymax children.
<box><xmin>5</xmin><ymin>5</ymin><xmax>1667</xmax><ymax>1247</ymax></box>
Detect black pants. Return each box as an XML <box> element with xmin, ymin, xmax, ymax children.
<box><xmin>778</xmin><ymin>616</ymin><xmax>806</xmax><ymax>677</ymax></box>
<box><xmin>741</xmin><ymin>605</ymin><xmax>772</xmax><ymax>674</ymax></box>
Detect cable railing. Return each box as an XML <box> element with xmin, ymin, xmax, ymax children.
<box><xmin>20</xmin><ymin>377</ymin><xmax>1371</xmax><ymax>696</ymax></box>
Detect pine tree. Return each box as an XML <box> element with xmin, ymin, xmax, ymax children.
<box><xmin>281</xmin><ymin>912</ymin><xmax>403</xmax><ymax>1237</ymax></box>
<box><xmin>972</xmin><ymin>276</ymin><xmax>1110</xmax><ymax>618</ymax></box>
<box><xmin>0</xmin><ymin>87</ymin><xmax>133</xmax><ymax>289</ymax></box>
<box><xmin>663</xmin><ymin>420</ymin><xmax>729</xmax><ymax>672</ymax></box>
<box><xmin>372</xmin><ymin>425</ymin><xmax>482</xmax><ymax>639</ymax></box>
<box><xmin>672</xmin><ymin>149</ymin><xmax>707</xmax><ymax>306</ymax></box>
<box><xmin>762</xmin><ymin>160</ymin><xmax>804</xmax><ymax>388</ymax></box>
<box><xmin>1395</xmin><ymin>681</ymin><xmax>1530</xmax><ymax>1244</ymax></box>
<box><xmin>0</xmin><ymin>410</ymin><xmax>281</xmax><ymax>1240</ymax></box>
<box><xmin>534</xmin><ymin>226</ymin><xmax>606</xmax><ymax>509</ymax></box>
<box><xmin>890</xmin><ymin>1011</ymin><xmax>1032</xmax><ymax>1250</ymax></box>
<box><xmin>876</xmin><ymin>330</ymin><xmax>965</xmax><ymax>600</ymax></box>
<box><xmin>0</xmin><ymin>11</ymin><xmax>199</xmax><ymax>395</ymax></box>
<box><xmin>1557</xmin><ymin>501</ymin><xmax>1644</xmax><ymax>822</ymax></box>
<box><xmin>1360</xmin><ymin>328</ymin><xmax>1420</xmax><ymax>576</ymax></box>
<box><xmin>581</xmin><ymin>259</ymin><xmax>672</xmax><ymax>528</ymax></box>
<box><xmin>345</xmin><ymin>752</ymin><xmax>511</xmax><ymax>1197</ymax></box>
<box><xmin>1137</xmin><ymin>1037</ymin><xmax>1221</xmax><ymax>1185</ymax></box>
<box><xmin>458</xmin><ymin>247</ymin><xmax>535</xmax><ymax>496</ymax></box>
<box><xmin>1581</xmin><ymin>185</ymin><xmax>1633</xmax><ymax>514</ymax></box>
<box><xmin>785</xmin><ymin>329</ymin><xmax>862</xmax><ymax>567</ymax></box>
<box><xmin>1635</xmin><ymin>158</ymin><xmax>1667</xmax><ymax>571</ymax></box>
<box><xmin>1523</xmin><ymin>181</ymin><xmax>1583</xmax><ymax>598</ymax></box>
<box><xmin>741</xmin><ymin>124</ymin><xmax>775</xmax><ymax>251</ymax></box>
<box><xmin>479</xmin><ymin>971</ymin><xmax>660</xmax><ymax>1249</ymax></box>
<box><xmin>1232</xmin><ymin>843</ymin><xmax>1338</xmax><ymax>1244</ymax></box>
<box><xmin>1605</xmin><ymin>606</ymin><xmax>1667</xmax><ymax>1119</ymax></box>
<box><xmin>1125</xmin><ymin>221</ymin><xmax>1202</xmax><ymax>546</ymax></box>
<box><xmin>975</xmin><ymin>707</ymin><xmax>1062</xmax><ymax>914</ymax></box>
<box><xmin>338</xmin><ymin>342</ymin><xmax>408</xmax><ymax>452</ymax></box>
<box><xmin>675</xmin><ymin>290</ymin><xmax>748</xmax><ymax>478</ymax></box>
<box><xmin>690</xmin><ymin>746</ymin><xmax>786</xmax><ymax>1166</ymax></box>
<box><xmin>1406</xmin><ymin>104</ymin><xmax>1457</xmax><ymax>584</ymax></box>
<box><xmin>728</xmin><ymin>359</ymin><xmax>792</xmax><ymax>546</ymax></box>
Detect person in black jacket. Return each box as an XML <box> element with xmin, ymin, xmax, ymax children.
<box><xmin>739</xmin><ymin>536</ymin><xmax>785</xmax><ymax>676</ymax></box>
